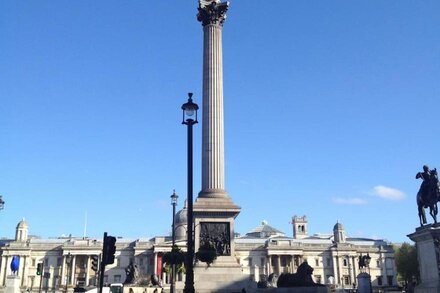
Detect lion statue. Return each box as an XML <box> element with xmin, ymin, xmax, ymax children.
<box><xmin>277</xmin><ymin>261</ymin><xmax>324</xmax><ymax>287</ymax></box>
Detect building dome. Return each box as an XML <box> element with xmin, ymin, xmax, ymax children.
<box><xmin>175</xmin><ymin>201</ymin><xmax>187</xmax><ymax>225</ymax></box>
<box><xmin>16</xmin><ymin>218</ymin><xmax>29</xmax><ymax>242</ymax></box>
<box><xmin>175</xmin><ymin>200</ymin><xmax>188</xmax><ymax>240</ymax></box>
<box><xmin>16</xmin><ymin>218</ymin><xmax>28</xmax><ymax>229</ymax></box>
<box><xmin>333</xmin><ymin>222</ymin><xmax>344</xmax><ymax>231</ymax></box>
<box><xmin>333</xmin><ymin>221</ymin><xmax>346</xmax><ymax>243</ymax></box>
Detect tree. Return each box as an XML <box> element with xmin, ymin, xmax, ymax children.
<box><xmin>394</xmin><ymin>242</ymin><xmax>419</xmax><ymax>285</ymax></box>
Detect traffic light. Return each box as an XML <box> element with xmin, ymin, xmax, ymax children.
<box><xmin>91</xmin><ymin>255</ymin><xmax>99</xmax><ymax>271</ymax></box>
<box><xmin>36</xmin><ymin>263</ymin><xmax>42</xmax><ymax>275</ymax></box>
<box><xmin>103</xmin><ymin>235</ymin><xmax>116</xmax><ymax>265</ymax></box>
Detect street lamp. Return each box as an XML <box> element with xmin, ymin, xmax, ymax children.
<box><xmin>65</xmin><ymin>253</ymin><xmax>72</xmax><ymax>293</ymax></box>
<box><xmin>0</xmin><ymin>195</ymin><xmax>5</xmax><ymax>210</ymax></box>
<box><xmin>170</xmin><ymin>189</ymin><xmax>178</xmax><ymax>293</ymax></box>
<box><xmin>182</xmin><ymin>93</ymin><xmax>198</xmax><ymax>293</ymax></box>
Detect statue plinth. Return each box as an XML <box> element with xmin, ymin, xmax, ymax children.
<box><xmin>356</xmin><ymin>273</ymin><xmax>373</xmax><ymax>293</ymax></box>
<box><xmin>254</xmin><ymin>288</ymin><xmax>328</xmax><ymax>293</ymax></box>
<box><xmin>5</xmin><ymin>275</ymin><xmax>21</xmax><ymax>293</ymax></box>
<box><xmin>408</xmin><ymin>225</ymin><xmax>440</xmax><ymax>293</ymax></box>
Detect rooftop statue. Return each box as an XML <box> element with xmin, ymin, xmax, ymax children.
<box><xmin>416</xmin><ymin>165</ymin><xmax>440</xmax><ymax>226</ymax></box>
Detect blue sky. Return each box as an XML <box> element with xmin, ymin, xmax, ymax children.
<box><xmin>1</xmin><ymin>1</ymin><xmax>439</xmax><ymax>243</ymax></box>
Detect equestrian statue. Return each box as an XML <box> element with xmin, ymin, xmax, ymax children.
<box><xmin>416</xmin><ymin>165</ymin><xmax>440</xmax><ymax>226</ymax></box>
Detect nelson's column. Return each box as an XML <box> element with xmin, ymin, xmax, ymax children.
<box><xmin>192</xmin><ymin>0</ymin><xmax>246</xmax><ymax>291</ymax></box>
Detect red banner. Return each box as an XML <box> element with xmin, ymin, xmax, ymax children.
<box><xmin>156</xmin><ymin>254</ymin><xmax>163</xmax><ymax>277</ymax></box>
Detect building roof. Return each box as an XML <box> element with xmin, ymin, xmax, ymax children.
<box><xmin>240</xmin><ymin>220</ymin><xmax>286</xmax><ymax>239</ymax></box>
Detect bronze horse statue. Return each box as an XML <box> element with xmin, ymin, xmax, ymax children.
<box><xmin>417</xmin><ymin>167</ymin><xmax>440</xmax><ymax>226</ymax></box>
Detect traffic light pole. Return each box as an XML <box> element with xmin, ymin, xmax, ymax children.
<box><xmin>98</xmin><ymin>233</ymin><xmax>107</xmax><ymax>293</ymax></box>
<box><xmin>38</xmin><ymin>260</ymin><xmax>44</xmax><ymax>293</ymax></box>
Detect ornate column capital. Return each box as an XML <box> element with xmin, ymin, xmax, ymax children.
<box><xmin>197</xmin><ymin>1</ymin><xmax>229</xmax><ymax>26</ymax></box>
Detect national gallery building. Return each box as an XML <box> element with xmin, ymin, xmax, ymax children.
<box><xmin>0</xmin><ymin>213</ymin><xmax>397</xmax><ymax>292</ymax></box>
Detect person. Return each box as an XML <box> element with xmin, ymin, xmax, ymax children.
<box><xmin>416</xmin><ymin>165</ymin><xmax>432</xmax><ymax>204</ymax></box>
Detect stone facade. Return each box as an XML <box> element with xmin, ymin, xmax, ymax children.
<box><xmin>0</xmin><ymin>218</ymin><xmax>398</xmax><ymax>292</ymax></box>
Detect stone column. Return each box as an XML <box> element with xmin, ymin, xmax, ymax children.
<box><xmin>86</xmin><ymin>256</ymin><xmax>90</xmax><ymax>286</ymax></box>
<box><xmin>277</xmin><ymin>255</ymin><xmax>281</xmax><ymax>275</ymax></box>
<box><xmin>352</xmin><ymin>256</ymin><xmax>357</xmax><ymax>284</ymax></box>
<box><xmin>153</xmin><ymin>254</ymin><xmax>158</xmax><ymax>275</ymax></box>
<box><xmin>197</xmin><ymin>0</ymin><xmax>229</xmax><ymax>200</ymax></box>
<box><xmin>71</xmin><ymin>256</ymin><xmax>76</xmax><ymax>286</ymax></box>
<box><xmin>268</xmin><ymin>256</ymin><xmax>272</xmax><ymax>274</ymax></box>
<box><xmin>1</xmin><ymin>256</ymin><xmax>8</xmax><ymax>286</ymax></box>
<box><xmin>21</xmin><ymin>256</ymin><xmax>26</xmax><ymax>287</ymax></box>
<box><xmin>61</xmin><ymin>257</ymin><xmax>66</xmax><ymax>286</ymax></box>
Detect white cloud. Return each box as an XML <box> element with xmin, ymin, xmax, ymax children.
<box><xmin>332</xmin><ymin>197</ymin><xmax>368</xmax><ymax>205</ymax></box>
<box><xmin>371</xmin><ymin>185</ymin><xmax>405</xmax><ymax>200</ymax></box>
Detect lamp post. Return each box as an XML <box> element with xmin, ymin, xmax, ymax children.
<box><xmin>170</xmin><ymin>190</ymin><xmax>178</xmax><ymax>293</ymax></box>
<box><xmin>182</xmin><ymin>93</ymin><xmax>198</xmax><ymax>293</ymax></box>
<box><xmin>65</xmin><ymin>253</ymin><xmax>72</xmax><ymax>293</ymax></box>
<box><xmin>0</xmin><ymin>195</ymin><xmax>5</xmax><ymax>210</ymax></box>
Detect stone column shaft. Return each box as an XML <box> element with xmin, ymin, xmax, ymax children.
<box><xmin>199</xmin><ymin>22</ymin><xmax>228</xmax><ymax>199</ymax></box>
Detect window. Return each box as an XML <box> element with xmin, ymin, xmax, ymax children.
<box><xmin>114</xmin><ymin>275</ymin><xmax>121</xmax><ymax>283</ymax></box>
<box><xmin>377</xmin><ymin>276</ymin><xmax>383</xmax><ymax>286</ymax></box>
<box><xmin>315</xmin><ymin>259</ymin><xmax>319</xmax><ymax>267</ymax></box>
<box><xmin>343</xmin><ymin>259</ymin><xmax>348</xmax><ymax>266</ymax></box>
<box><xmin>343</xmin><ymin>275</ymin><xmax>350</xmax><ymax>285</ymax></box>
<box><xmin>377</xmin><ymin>260</ymin><xmax>380</xmax><ymax>267</ymax></box>
<box><xmin>387</xmin><ymin>275</ymin><xmax>393</xmax><ymax>286</ymax></box>
<box><xmin>32</xmin><ymin>258</ymin><xmax>36</xmax><ymax>266</ymax></box>
<box><xmin>260</xmin><ymin>258</ymin><xmax>265</xmax><ymax>267</ymax></box>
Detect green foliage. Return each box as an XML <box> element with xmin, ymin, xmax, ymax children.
<box><xmin>195</xmin><ymin>243</ymin><xmax>217</xmax><ymax>266</ymax></box>
<box><xmin>176</xmin><ymin>263</ymin><xmax>185</xmax><ymax>274</ymax></box>
<box><xmin>163</xmin><ymin>246</ymin><xmax>185</xmax><ymax>266</ymax></box>
<box><xmin>394</xmin><ymin>242</ymin><xmax>419</xmax><ymax>284</ymax></box>
<box><xmin>163</xmin><ymin>263</ymin><xmax>185</xmax><ymax>274</ymax></box>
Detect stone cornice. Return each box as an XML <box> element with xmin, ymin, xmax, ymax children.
<box><xmin>197</xmin><ymin>1</ymin><xmax>229</xmax><ymax>26</ymax></box>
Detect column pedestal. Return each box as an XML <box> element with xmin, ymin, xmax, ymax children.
<box><xmin>408</xmin><ymin>224</ymin><xmax>440</xmax><ymax>293</ymax></box>
<box><xmin>5</xmin><ymin>275</ymin><xmax>21</xmax><ymax>293</ymax></box>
